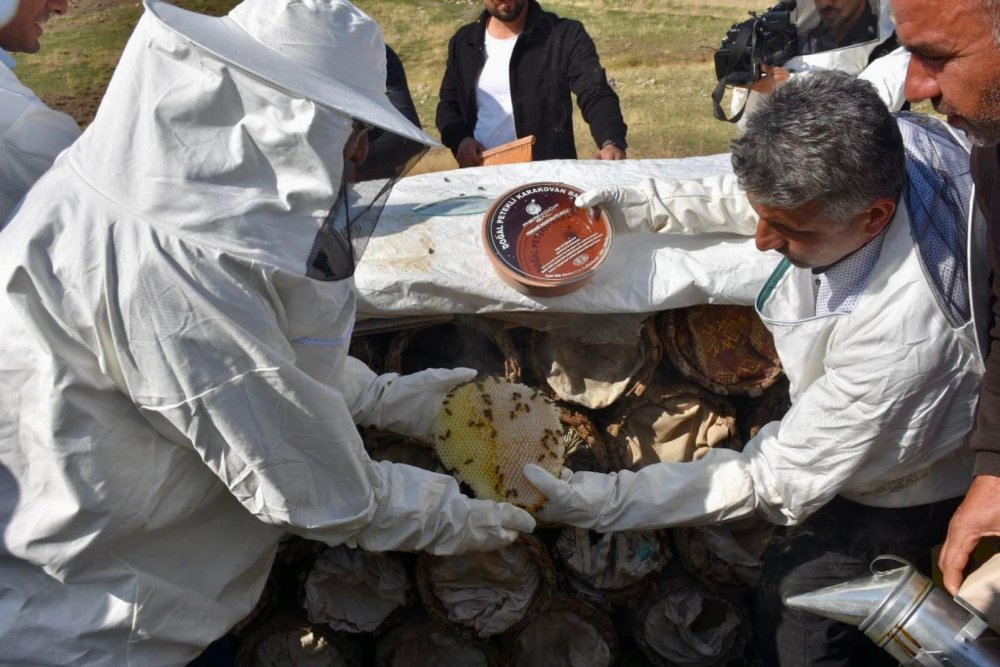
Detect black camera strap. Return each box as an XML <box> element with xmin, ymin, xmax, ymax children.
<box><xmin>712</xmin><ymin>24</ymin><xmax>756</xmax><ymax>123</ymax></box>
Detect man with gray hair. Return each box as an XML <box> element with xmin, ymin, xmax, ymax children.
<box><xmin>523</xmin><ymin>71</ymin><xmax>985</xmax><ymax>666</ymax></box>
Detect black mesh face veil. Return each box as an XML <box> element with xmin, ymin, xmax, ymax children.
<box><xmin>898</xmin><ymin>112</ymin><xmax>974</xmax><ymax>328</ymax></box>
<box><xmin>306</xmin><ymin>139</ymin><xmax>429</xmax><ymax>282</ymax></box>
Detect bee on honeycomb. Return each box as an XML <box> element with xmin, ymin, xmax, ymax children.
<box><xmin>430</xmin><ymin>376</ymin><xmax>569</xmax><ymax>511</ymax></box>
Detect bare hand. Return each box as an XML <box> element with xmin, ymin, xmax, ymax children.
<box><xmin>939</xmin><ymin>474</ymin><xmax>1000</xmax><ymax>594</ymax></box>
<box><xmin>750</xmin><ymin>65</ymin><xmax>791</xmax><ymax>94</ymax></box>
<box><xmin>595</xmin><ymin>144</ymin><xmax>626</xmax><ymax>160</ymax></box>
<box><xmin>456</xmin><ymin>137</ymin><xmax>485</xmax><ymax>168</ymax></box>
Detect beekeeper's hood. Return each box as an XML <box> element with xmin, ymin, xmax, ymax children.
<box><xmin>786</xmin><ymin>0</ymin><xmax>896</xmax><ymax>74</ymax></box>
<box><xmin>68</xmin><ymin>0</ymin><xmax>437</xmax><ymax>280</ymax></box>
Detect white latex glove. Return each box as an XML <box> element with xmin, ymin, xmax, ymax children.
<box><xmin>574</xmin><ymin>175</ymin><xmax>757</xmax><ymax>237</ymax></box>
<box><xmin>347</xmin><ymin>364</ymin><xmax>477</xmax><ymax>443</ymax></box>
<box><xmin>522</xmin><ymin>451</ymin><xmax>756</xmax><ymax>532</ymax></box>
<box><xmin>353</xmin><ymin>461</ymin><xmax>536</xmax><ymax>555</ymax></box>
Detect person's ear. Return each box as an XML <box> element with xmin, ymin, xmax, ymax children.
<box><xmin>858</xmin><ymin>196</ymin><xmax>896</xmax><ymax>239</ymax></box>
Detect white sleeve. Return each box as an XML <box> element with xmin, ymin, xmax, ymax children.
<box><xmin>0</xmin><ymin>93</ymin><xmax>80</xmax><ymax>223</ymax></box>
<box><xmin>857</xmin><ymin>47</ymin><xmax>911</xmax><ymax>112</ymax></box>
<box><xmin>745</xmin><ymin>311</ymin><xmax>970</xmax><ymax>525</ymax></box>
<box><xmin>644</xmin><ymin>174</ymin><xmax>758</xmax><ymax>235</ymax></box>
<box><xmin>592</xmin><ymin>174</ymin><xmax>758</xmax><ymax>237</ymax></box>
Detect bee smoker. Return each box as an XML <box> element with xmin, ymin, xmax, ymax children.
<box><xmin>784</xmin><ymin>555</ymin><xmax>1000</xmax><ymax>666</ymax></box>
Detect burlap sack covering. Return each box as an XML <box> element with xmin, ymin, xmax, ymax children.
<box><xmin>527</xmin><ymin>315</ymin><xmax>661</xmax><ymax>409</ymax></box>
<box><xmin>605</xmin><ymin>380</ymin><xmax>740</xmax><ymax>470</ymax></box>
<box><xmin>628</xmin><ymin>574</ymin><xmax>750</xmax><ymax>667</ymax></box>
<box><xmin>384</xmin><ymin>316</ymin><xmax>521</xmax><ymax>382</ymax></box>
<box><xmin>657</xmin><ymin>305</ymin><xmax>782</xmax><ymax>397</ymax></box>
<box><xmin>553</xmin><ymin>528</ymin><xmax>671</xmax><ymax>607</ymax></box>
<box><xmin>234</xmin><ymin>615</ymin><xmax>365</xmax><ymax>667</ymax></box>
<box><xmin>672</xmin><ymin>516</ymin><xmax>776</xmax><ymax>590</ymax></box>
<box><xmin>502</xmin><ymin>593</ymin><xmax>618</xmax><ymax>667</ymax></box>
<box><xmin>303</xmin><ymin>545</ymin><xmax>412</xmax><ymax>634</ymax></box>
<box><xmin>416</xmin><ymin>535</ymin><xmax>556</xmax><ymax>639</ymax></box>
<box><xmin>374</xmin><ymin>612</ymin><xmax>500</xmax><ymax>667</ymax></box>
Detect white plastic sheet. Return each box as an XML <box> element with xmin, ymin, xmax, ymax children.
<box><xmin>355</xmin><ymin>156</ymin><xmax>780</xmax><ymax>318</ymax></box>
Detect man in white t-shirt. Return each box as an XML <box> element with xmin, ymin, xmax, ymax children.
<box><xmin>0</xmin><ymin>0</ymin><xmax>80</xmax><ymax>224</ymax></box>
<box><xmin>437</xmin><ymin>0</ymin><xmax>627</xmax><ymax>167</ymax></box>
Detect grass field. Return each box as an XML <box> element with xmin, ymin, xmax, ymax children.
<box><xmin>16</xmin><ymin>0</ymin><xmax>916</xmax><ymax>174</ymax></box>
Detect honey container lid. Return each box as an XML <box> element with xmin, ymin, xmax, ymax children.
<box><xmin>482</xmin><ymin>182</ymin><xmax>613</xmax><ymax>297</ymax></box>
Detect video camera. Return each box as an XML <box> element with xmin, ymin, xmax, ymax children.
<box><xmin>714</xmin><ymin>0</ymin><xmax>799</xmax><ymax>87</ymax></box>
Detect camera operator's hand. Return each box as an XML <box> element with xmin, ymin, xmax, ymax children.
<box><xmin>750</xmin><ymin>65</ymin><xmax>791</xmax><ymax>94</ymax></box>
<box><xmin>455</xmin><ymin>137</ymin><xmax>485</xmax><ymax>168</ymax></box>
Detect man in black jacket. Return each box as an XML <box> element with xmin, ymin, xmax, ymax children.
<box><xmin>436</xmin><ymin>0</ymin><xmax>627</xmax><ymax>167</ymax></box>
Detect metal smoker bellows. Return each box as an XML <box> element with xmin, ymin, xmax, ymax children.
<box><xmin>785</xmin><ymin>555</ymin><xmax>1000</xmax><ymax>666</ymax></box>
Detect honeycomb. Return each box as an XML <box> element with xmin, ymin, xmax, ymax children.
<box><xmin>431</xmin><ymin>376</ymin><xmax>568</xmax><ymax>511</ymax></box>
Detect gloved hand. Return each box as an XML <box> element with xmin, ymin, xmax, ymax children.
<box><xmin>348</xmin><ymin>365</ymin><xmax>477</xmax><ymax>443</ymax></box>
<box><xmin>523</xmin><ymin>450</ymin><xmax>756</xmax><ymax>532</ymax></box>
<box><xmin>353</xmin><ymin>461</ymin><xmax>536</xmax><ymax>555</ymax></box>
<box><xmin>574</xmin><ymin>174</ymin><xmax>757</xmax><ymax>237</ymax></box>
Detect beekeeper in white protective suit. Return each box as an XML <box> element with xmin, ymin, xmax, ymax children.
<box><xmin>0</xmin><ymin>0</ymin><xmax>535</xmax><ymax>664</ymax></box>
<box><xmin>720</xmin><ymin>0</ymin><xmax>910</xmax><ymax>126</ymax></box>
<box><xmin>524</xmin><ymin>72</ymin><xmax>987</xmax><ymax>666</ymax></box>
<box><xmin>0</xmin><ymin>0</ymin><xmax>81</xmax><ymax>223</ymax></box>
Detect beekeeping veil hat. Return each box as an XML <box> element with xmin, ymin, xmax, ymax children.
<box><xmin>146</xmin><ymin>0</ymin><xmax>438</xmax><ymax>148</ymax></box>
<box><xmin>0</xmin><ymin>0</ymin><xmax>17</xmax><ymax>29</ymax></box>
<box><xmin>141</xmin><ymin>0</ymin><xmax>437</xmax><ymax>278</ymax></box>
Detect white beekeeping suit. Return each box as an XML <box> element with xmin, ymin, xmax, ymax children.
<box><xmin>530</xmin><ymin>113</ymin><xmax>985</xmax><ymax>531</ymax></box>
<box><xmin>0</xmin><ymin>43</ymin><xmax>80</xmax><ymax>223</ymax></box>
<box><xmin>729</xmin><ymin>0</ymin><xmax>908</xmax><ymax>124</ymax></box>
<box><xmin>0</xmin><ymin>1</ymin><xmax>532</xmax><ymax>665</ymax></box>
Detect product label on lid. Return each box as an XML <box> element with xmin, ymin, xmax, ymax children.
<box><xmin>484</xmin><ymin>182</ymin><xmax>612</xmax><ymax>283</ymax></box>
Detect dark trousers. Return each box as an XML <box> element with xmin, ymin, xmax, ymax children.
<box><xmin>755</xmin><ymin>494</ymin><xmax>962</xmax><ymax>667</ymax></box>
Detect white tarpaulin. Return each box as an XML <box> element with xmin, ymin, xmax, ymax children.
<box><xmin>354</xmin><ymin>156</ymin><xmax>779</xmax><ymax>319</ymax></box>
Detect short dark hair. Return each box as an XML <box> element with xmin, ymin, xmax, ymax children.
<box><xmin>730</xmin><ymin>70</ymin><xmax>905</xmax><ymax>225</ymax></box>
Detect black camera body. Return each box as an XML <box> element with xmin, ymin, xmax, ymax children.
<box><xmin>714</xmin><ymin>0</ymin><xmax>799</xmax><ymax>87</ymax></box>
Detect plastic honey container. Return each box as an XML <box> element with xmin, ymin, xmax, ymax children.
<box><xmin>482</xmin><ymin>182</ymin><xmax>613</xmax><ymax>296</ymax></box>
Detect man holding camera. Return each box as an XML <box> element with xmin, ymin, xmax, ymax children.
<box><xmin>526</xmin><ymin>71</ymin><xmax>984</xmax><ymax>666</ymax></box>
<box><xmin>721</xmin><ymin>0</ymin><xmax>906</xmax><ymax>124</ymax></box>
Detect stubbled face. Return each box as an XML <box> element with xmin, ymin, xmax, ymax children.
<box><xmin>750</xmin><ymin>196</ymin><xmax>880</xmax><ymax>269</ymax></box>
<box><xmin>0</xmin><ymin>0</ymin><xmax>68</xmax><ymax>54</ymax></box>
<box><xmin>814</xmin><ymin>0</ymin><xmax>868</xmax><ymax>31</ymax></box>
<box><xmin>895</xmin><ymin>0</ymin><xmax>1000</xmax><ymax>146</ymax></box>
<box><xmin>483</xmin><ymin>0</ymin><xmax>527</xmax><ymax>23</ymax></box>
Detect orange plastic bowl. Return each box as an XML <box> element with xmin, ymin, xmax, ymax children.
<box><xmin>482</xmin><ymin>182</ymin><xmax>613</xmax><ymax>297</ymax></box>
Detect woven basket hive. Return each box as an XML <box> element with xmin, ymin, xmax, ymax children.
<box><xmin>657</xmin><ymin>305</ymin><xmax>782</xmax><ymax>397</ymax></box>
<box><xmin>415</xmin><ymin>535</ymin><xmax>557</xmax><ymax>640</ymax></box>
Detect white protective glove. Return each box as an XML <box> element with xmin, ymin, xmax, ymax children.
<box><xmin>353</xmin><ymin>460</ymin><xmax>536</xmax><ymax>555</ymax></box>
<box><xmin>522</xmin><ymin>450</ymin><xmax>756</xmax><ymax>532</ymax></box>
<box><xmin>345</xmin><ymin>361</ymin><xmax>478</xmax><ymax>443</ymax></box>
<box><xmin>574</xmin><ymin>174</ymin><xmax>758</xmax><ymax>237</ymax></box>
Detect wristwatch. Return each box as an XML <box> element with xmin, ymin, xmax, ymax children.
<box><xmin>601</xmin><ymin>138</ymin><xmax>627</xmax><ymax>153</ymax></box>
